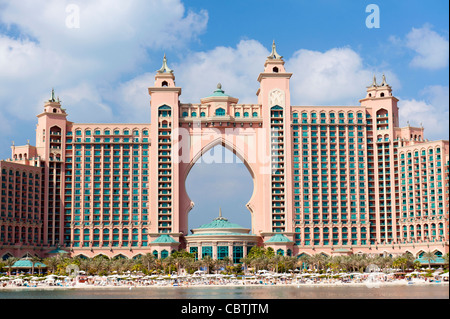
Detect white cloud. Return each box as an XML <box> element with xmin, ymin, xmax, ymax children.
<box><xmin>59</xmin><ymin>83</ymin><xmax>115</xmax><ymax>123</ymax></box>
<box><xmin>0</xmin><ymin>0</ymin><xmax>208</xmax><ymax>158</ymax></box>
<box><xmin>287</xmin><ymin>47</ymin><xmax>399</xmax><ymax>106</ymax></box>
<box><xmin>112</xmin><ymin>73</ymin><xmax>154</xmax><ymax>123</ymax></box>
<box><xmin>404</xmin><ymin>25</ymin><xmax>449</xmax><ymax>70</ymax></box>
<box><xmin>173</xmin><ymin>39</ymin><xmax>270</xmax><ymax>104</ymax></box>
<box><xmin>166</xmin><ymin>41</ymin><xmax>396</xmax><ymax>108</ymax></box>
<box><xmin>398</xmin><ymin>85</ymin><xmax>449</xmax><ymax>141</ymax></box>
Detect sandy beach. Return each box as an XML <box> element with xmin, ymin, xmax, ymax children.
<box><xmin>1</xmin><ymin>274</ymin><xmax>448</xmax><ymax>291</ymax></box>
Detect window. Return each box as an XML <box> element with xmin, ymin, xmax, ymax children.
<box><xmin>215</xmin><ymin>108</ymin><xmax>225</xmax><ymax>116</ymax></box>
<box><xmin>158</xmin><ymin>105</ymin><xmax>171</xmax><ymax>117</ymax></box>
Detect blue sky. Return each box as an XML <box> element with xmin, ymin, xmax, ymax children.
<box><xmin>0</xmin><ymin>0</ymin><xmax>448</xmax><ymax>230</ymax></box>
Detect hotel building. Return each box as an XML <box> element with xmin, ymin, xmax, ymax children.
<box><xmin>0</xmin><ymin>43</ymin><xmax>448</xmax><ymax>263</ymax></box>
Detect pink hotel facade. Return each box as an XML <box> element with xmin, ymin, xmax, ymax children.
<box><xmin>1</xmin><ymin>43</ymin><xmax>449</xmax><ymax>262</ymax></box>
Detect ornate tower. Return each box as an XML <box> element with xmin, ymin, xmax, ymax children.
<box><xmin>256</xmin><ymin>42</ymin><xmax>295</xmax><ymax>246</ymax></box>
<box><xmin>36</xmin><ymin>89</ymin><xmax>68</xmax><ymax>247</ymax></box>
<box><xmin>148</xmin><ymin>55</ymin><xmax>182</xmax><ymax>249</ymax></box>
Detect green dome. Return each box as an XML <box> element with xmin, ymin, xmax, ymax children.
<box><xmin>207</xmin><ymin>83</ymin><xmax>230</xmax><ymax>98</ymax></box>
<box><xmin>12</xmin><ymin>259</ymin><xmax>46</xmax><ymax>268</ymax></box>
<box><xmin>197</xmin><ymin>217</ymin><xmax>245</xmax><ymax>230</ymax></box>
<box><xmin>265</xmin><ymin>234</ymin><xmax>293</xmax><ymax>243</ymax></box>
<box><xmin>151</xmin><ymin>234</ymin><xmax>179</xmax><ymax>244</ymax></box>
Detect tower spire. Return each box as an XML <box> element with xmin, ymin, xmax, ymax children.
<box><xmin>157</xmin><ymin>53</ymin><xmax>173</xmax><ymax>74</ymax></box>
<box><xmin>268</xmin><ymin>40</ymin><xmax>283</xmax><ymax>60</ymax></box>
<box><xmin>369</xmin><ymin>75</ymin><xmax>377</xmax><ymax>88</ymax></box>
<box><xmin>214</xmin><ymin>207</ymin><xmax>227</xmax><ymax>221</ymax></box>
<box><xmin>49</xmin><ymin>88</ymin><xmax>56</xmax><ymax>102</ymax></box>
<box><xmin>380</xmin><ymin>74</ymin><xmax>388</xmax><ymax>86</ymax></box>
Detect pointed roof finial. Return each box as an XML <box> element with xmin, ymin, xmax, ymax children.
<box><xmin>49</xmin><ymin>88</ymin><xmax>56</xmax><ymax>102</ymax></box>
<box><xmin>213</xmin><ymin>207</ymin><xmax>228</xmax><ymax>221</ymax></box>
<box><xmin>157</xmin><ymin>53</ymin><xmax>174</xmax><ymax>74</ymax></box>
<box><xmin>268</xmin><ymin>40</ymin><xmax>283</xmax><ymax>59</ymax></box>
<box><xmin>380</xmin><ymin>74</ymin><xmax>388</xmax><ymax>86</ymax></box>
<box><xmin>369</xmin><ymin>75</ymin><xmax>377</xmax><ymax>88</ymax></box>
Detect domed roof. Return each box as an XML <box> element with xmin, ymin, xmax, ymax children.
<box><xmin>12</xmin><ymin>258</ymin><xmax>47</xmax><ymax>268</ymax></box>
<box><xmin>151</xmin><ymin>234</ymin><xmax>179</xmax><ymax>243</ymax></box>
<box><xmin>265</xmin><ymin>234</ymin><xmax>293</xmax><ymax>243</ymax></box>
<box><xmin>196</xmin><ymin>208</ymin><xmax>245</xmax><ymax>230</ymax></box>
<box><xmin>207</xmin><ymin>83</ymin><xmax>230</xmax><ymax>98</ymax></box>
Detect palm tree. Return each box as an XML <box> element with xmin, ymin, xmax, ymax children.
<box><xmin>240</xmin><ymin>256</ymin><xmax>252</xmax><ymax>273</ymax></box>
<box><xmin>200</xmin><ymin>256</ymin><xmax>215</xmax><ymax>274</ymax></box>
<box><xmin>422</xmin><ymin>251</ymin><xmax>436</xmax><ymax>269</ymax></box>
<box><xmin>284</xmin><ymin>256</ymin><xmax>297</xmax><ymax>273</ymax></box>
<box><xmin>30</xmin><ymin>256</ymin><xmax>42</xmax><ymax>275</ymax></box>
<box><xmin>44</xmin><ymin>256</ymin><xmax>59</xmax><ymax>274</ymax></box>
<box><xmin>297</xmin><ymin>254</ymin><xmax>311</xmax><ymax>272</ymax></box>
<box><xmin>4</xmin><ymin>257</ymin><xmax>17</xmax><ymax>276</ymax></box>
<box><xmin>78</xmin><ymin>258</ymin><xmax>91</xmax><ymax>275</ymax></box>
<box><xmin>221</xmin><ymin>256</ymin><xmax>233</xmax><ymax>271</ymax></box>
<box><xmin>393</xmin><ymin>257</ymin><xmax>407</xmax><ymax>272</ymax></box>
<box><xmin>309</xmin><ymin>253</ymin><xmax>326</xmax><ymax>272</ymax></box>
<box><xmin>269</xmin><ymin>255</ymin><xmax>283</xmax><ymax>273</ymax></box>
<box><xmin>141</xmin><ymin>253</ymin><xmax>157</xmax><ymax>274</ymax></box>
<box><xmin>90</xmin><ymin>257</ymin><xmax>106</xmax><ymax>275</ymax></box>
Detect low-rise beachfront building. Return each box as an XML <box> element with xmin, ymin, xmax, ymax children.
<box><xmin>0</xmin><ymin>42</ymin><xmax>448</xmax><ymax>264</ymax></box>
<box><xmin>185</xmin><ymin>209</ymin><xmax>259</xmax><ymax>264</ymax></box>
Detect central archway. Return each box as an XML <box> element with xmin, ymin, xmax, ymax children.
<box><xmin>185</xmin><ymin>145</ymin><xmax>253</xmax><ymax>231</ymax></box>
<box><xmin>179</xmin><ymin>137</ymin><xmax>258</xmax><ymax>238</ymax></box>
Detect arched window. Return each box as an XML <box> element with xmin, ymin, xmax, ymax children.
<box><xmin>158</xmin><ymin>105</ymin><xmax>171</xmax><ymax>117</ymax></box>
<box><xmin>252</xmin><ymin>112</ymin><xmax>258</xmax><ymax>117</ymax></box>
<box><xmin>182</xmin><ymin>111</ymin><xmax>188</xmax><ymax>117</ymax></box>
<box><xmin>273</xmin><ymin>67</ymin><xmax>279</xmax><ymax>73</ymax></box>
<box><xmin>161</xmin><ymin>250</ymin><xmax>169</xmax><ymax>259</ymax></box>
<box><xmin>200</xmin><ymin>112</ymin><xmax>206</xmax><ymax>118</ymax></box>
<box><xmin>243</xmin><ymin>112</ymin><xmax>249</xmax><ymax>118</ymax></box>
<box><xmin>235</xmin><ymin>112</ymin><xmax>240</xmax><ymax>118</ymax></box>
<box><xmin>191</xmin><ymin>112</ymin><xmax>197</xmax><ymax>117</ymax></box>
<box><xmin>215</xmin><ymin>108</ymin><xmax>225</xmax><ymax>116</ymax></box>
<box><xmin>161</xmin><ymin>81</ymin><xmax>168</xmax><ymax>87</ymax></box>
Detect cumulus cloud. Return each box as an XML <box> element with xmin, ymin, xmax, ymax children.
<box><xmin>406</xmin><ymin>25</ymin><xmax>449</xmax><ymax>69</ymax></box>
<box><xmin>398</xmin><ymin>85</ymin><xmax>449</xmax><ymax>141</ymax></box>
<box><xmin>173</xmin><ymin>39</ymin><xmax>270</xmax><ymax>104</ymax></box>
<box><xmin>0</xmin><ymin>0</ymin><xmax>208</xmax><ymax>158</ymax></box>
<box><xmin>287</xmin><ymin>47</ymin><xmax>399</xmax><ymax>106</ymax></box>
<box><xmin>391</xmin><ymin>24</ymin><xmax>449</xmax><ymax>70</ymax></box>
<box><xmin>164</xmin><ymin>41</ymin><xmax>395</xmax><ymax>108</ymax></box>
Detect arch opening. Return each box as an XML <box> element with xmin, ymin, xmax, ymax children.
<box><xmin>185</xmin><ymin>144</ymin><xmax>254</xmax><ymax>232</ymax></box>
